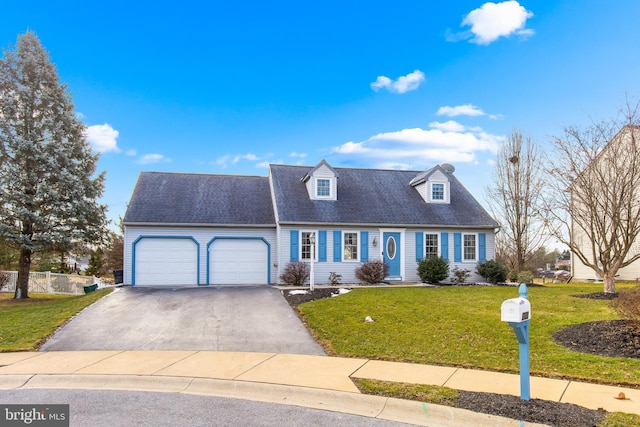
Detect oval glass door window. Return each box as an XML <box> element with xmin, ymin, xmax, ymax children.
<box><xmin>386</xmin><ymin>237</ymin><xmax>396</xmax><ymax>260</ymax></box>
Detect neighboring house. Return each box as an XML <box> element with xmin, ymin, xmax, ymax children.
<box><xmin>555</xmin><ymin>251</ymin><xmax>570</xmax><ymax>270</ymax></box>
<box><xmin>571</xmin><ymin>125</ymin><xmax>640</xmax><ymax>281</ymax></box>
<box><xmin>123</xmin><ymin>160</ymin><xmax>499</xmax><ymax>286</ymax></box>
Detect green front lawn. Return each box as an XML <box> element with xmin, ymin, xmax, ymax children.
<box><xmin>0</xmin><ymin>290</ymin><xmax>112</xmax><ymax>351</ymax></box>
<box><xmin>298</xmin><ymin>283</ymin><xmax>640</xmax><ymax>386</ymax></box>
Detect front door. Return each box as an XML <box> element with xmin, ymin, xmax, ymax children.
<box><xmin>383</xmin><ymin>232</ymin><xmax>401</xmax><ymax>279</ymax></box>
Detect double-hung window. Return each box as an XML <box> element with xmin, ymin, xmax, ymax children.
<box><xmin>431</xmin><ymin>183</ymin><xmax>444</xmax><ymax>201</ymax></box>
<box><xmin>463</xmin><ymin>233</ymin><xmax>477</xmax><ymax>261</ymax></box>
<box><xmin>343</xmin><ymin>232</ymin><xmax>359</xmax><ymax>261</ymax></box>
<box><xmin>316</xmin><ymin>179</ymin><xmax>331</xmax><ymax>197</ymax></box>
<box><xmin>301</xmin><ymin>231</ymin><xmax>316</xmax><ymax>261</ymax></box>
<box><xmin>425</xmin><ymin>233</ymin><xmax>438</xmax><ymax>258</ymax></box>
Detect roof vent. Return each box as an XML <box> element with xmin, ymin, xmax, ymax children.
<box><xmin>441</xmin><ymin>163</ymin><xmax>455</xmax><ymax>173</ymax></box>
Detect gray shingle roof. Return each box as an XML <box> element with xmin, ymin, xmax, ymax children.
<box><xmin>124</xmin><ymin>165</ymin><xmax>498</xmax><ymax>228</ymax></box>
<box><xmin>270</xmin><ymin>164</ymin><xmax>498</xmax><ymax>227</ymax></box>
<box><xmin>123</xmin><ymin>172</ymin><xmax>276</xmax><ymax>225</ymax></box>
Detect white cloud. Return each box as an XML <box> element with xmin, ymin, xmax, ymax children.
<box><xmin>137</xmin><ymin>153</ymin><xmax>171</xmax><ymax>165</ymax></box>
<box><xmin>289</xmin><ymin>152</ymin><xmax>307</xmax><ymax>158</ymax></box>
<box><xmin>437</xmin><ymin>104</ymin><xmax>486</xmax><ymax>117</ymax></box>
<box><xmin>428</xmin><ymin>120</ymin><xmax>466</xmax><ymax>132</ymax></box>
<box><xmin>233</xmin><ymin>153</ymin><xmax>259</xmax><ymax>164</ymax></box>
<box><xmin>86</xmin><ymin>123</ymin><xmax>120</xmax><ymax>153</ymax></box>
<box><xmin>371</xmin><ymin>70</ymin><xmax>425</xmax><ymax>94</ymax></box>
<box><xmin>125</xmin><ymin>149</ymin><xmax>137</xmax><ymax>156</ymax></box>
<box><xmin>461</xmin><ymin>1</ymin><xmax>534</xmax><ymax>45</ymax></box>
<box><xmin>331</xmin><ymin>124</ymin><xmax>504</xmax><ymax>169</ymax></box>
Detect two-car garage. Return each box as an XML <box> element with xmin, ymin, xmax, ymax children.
<box><xmin>132</xmin><ymin>236</ymin><xmax>270</xmax><ymax>286</ymax></box>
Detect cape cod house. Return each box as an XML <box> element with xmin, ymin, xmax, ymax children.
<box><xmin>122</xmin><ymin>160</ymin><xmax>499</xmax><ymax>286</ymax></box>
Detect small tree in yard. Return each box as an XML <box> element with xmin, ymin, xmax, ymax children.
<box><xmin>279</xmin><ymin>262</ymin><xmax>309</xmax><ymax>286</ymax></box>
<box><xmin>477</xmin><ymin>259</ymin><xmax>508</xmax><ymax>284</ymax></box>
<box><xmin>355</xmin><ymin>260</ymin><xmax>388</xmax><ymax>284</ymax></box>
<box><xmin>0</xmin><ymin>32</ymin><xmax>108</xmax><ymax>299</ymax></box>
<box><xmin>417</xmin><ymin>257</ymin><xmax>449</xmax><ymax>284</ymax></box>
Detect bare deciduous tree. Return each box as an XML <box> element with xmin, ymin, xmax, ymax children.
<box><xmin>544</xmin><ymin>101</ymin><xmax>640</xmax><ymax>294</ymax></box>
<box><xmin>486</xmin><ymin>130</ymin><xmax>547</xmax><ymax>272</ymax></box>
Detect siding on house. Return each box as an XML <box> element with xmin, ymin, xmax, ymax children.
<box><xmin>274</xmin><ymin>226</ymin><xmax>496</xmax><ymax>284</ymax></box>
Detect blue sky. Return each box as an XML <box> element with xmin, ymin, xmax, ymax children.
<box><xmin>3</xmin><ymin>1</ymin><xmax>640</xmax><ymax>233</ymax></box>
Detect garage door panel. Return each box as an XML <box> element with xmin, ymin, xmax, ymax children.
<box><xmin>210</xmin><ymin>239</ymin><xmax>268</xmax><ymax>285</ymax></box>
<box><xmin>135</xmin><ymin>238</ymin><xmax>198</xmax><ymax>286</ymax></box>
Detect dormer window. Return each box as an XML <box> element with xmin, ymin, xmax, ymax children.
<box><xmin>431</xmin><ymin>183</ymin><xmax>444</xmax><ymax>201</ymax></box>
<box><xmin>410</xmin><ymin>165</ymin><xmax>452</xmax><ymax>204</ymax></box>
<box><xmin>316</xmin><ymin>178</ymin><xmax>331</xmax><ymax>197</ymax></box>
<box><xmin>302</xmin><ymin>159</ymin><xmax>338</xmax><ymax>201</ymax></box>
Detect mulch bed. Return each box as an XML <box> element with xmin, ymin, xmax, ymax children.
<box><xmin>281</xmin><ymin>287</ymin><xmax>640</xmax><ymax>427</ymax></box>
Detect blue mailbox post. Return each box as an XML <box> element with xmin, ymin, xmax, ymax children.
<box><xmin>501</xmin><ymin>283</ymin><xmax>531</xmax><ymax>401</ymax></box>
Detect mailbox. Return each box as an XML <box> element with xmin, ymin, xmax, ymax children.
<box><xmin>501</xmin><ymin>297</ymin><xmax>531</xmax><ymax>323</ymax></box>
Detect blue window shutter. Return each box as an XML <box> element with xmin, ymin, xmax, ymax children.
<box><xmin>333</xmin><ymin>230</ymin><xmax>342</xmax><ymax>262</ymax></box>
<box><xmin>290</xmin><ymin>230</ymin><xmax>299</xmax><ymax>261</ymax></box>
<box><xmin>479</xmin><ymin>233</ymin><xmax>486</xmax><ymax>262</ymax></box>
<box><xmin>361</xmin><ymin>231</ymin><xmax>368</xmax><ymax>262</ymax></box>
<box><xmin>415</xmin><ymin>232</ymin><xmax>423</xmax><ymax>262</ymax></box>
<box><xmin>441</xmin><ymin>232</ymin><xmax>449</xmax><ymax>260</ymax></box>
<box><xmin>454</xmin><ymin>232</ymin><xmax>462</xmax><ymax>262</ymax></box>
<box><xmin>318</xmin><ymin>231</ymin><xmax>327</xmax><ymax>262</ymax></box>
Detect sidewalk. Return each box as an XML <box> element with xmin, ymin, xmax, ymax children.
<box><xmin>0</xmin><ymin>351</ymin><xmax>638</xmax><ymax>426</ymax></box>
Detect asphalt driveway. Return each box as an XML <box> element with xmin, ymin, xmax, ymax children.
<box><xmin>40</xmin><ymin>286</ymin><xmax>325</xmax><ymax>355</ymax></box>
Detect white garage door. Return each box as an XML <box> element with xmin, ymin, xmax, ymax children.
<box><xmin>135</xmin><ymin>238</ymin><xmax>198</xmax><ymax>286</ymax></box>
<box><xmin>209</xmin><ymin>239</ymin><xmax>268</xmax><ymax>285</ymax></box>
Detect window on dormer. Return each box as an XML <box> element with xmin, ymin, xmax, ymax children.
<box><xmin>316</xmin><ymin>179</ymin><xmax>331</xmax><ymax>197</ymax></box>
<box><xmin>432</xmin><ymin>183</ymin><xmax>444</xmax><ymax>200</ymax></box>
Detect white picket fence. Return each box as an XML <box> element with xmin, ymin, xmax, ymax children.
<box><xmin>0</xmin><ymin>271</ymin><xmax>106</xmax><ymax>295</ymax></box>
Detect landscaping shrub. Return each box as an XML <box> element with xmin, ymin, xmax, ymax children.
<box><xmin>417</xmin><ymin>257</ymin><xmax>449</xmax><ymax>284</ymax></box>
<box><xmin>476</xmin><ymin>259</ymin><xmax>507</xmax><ymax>284</ymax></box>
<box><xmin>507</xmin><ymin>269</ymin><xmax>518</xmax><ymax>282</ymax></box>
<box><xmin>355</xmin><ymin>260</ymin><xmax>388</xmax><ymax>284</ymax></box>
<box><xmin>517</xmin><ymin>271</ymin><xmax>534</xmax><ymax>284</ymax></box>
<box><xmin>610</xmin><ymin>285</ymin><xmax>640</xmax><ymax>325</ymax></box>
<box><xmin>279</xmin><ymin>261</ymin><xmax>309</xmax><ymax>286</ymax></box>
<box><xmin>328</xmin><ymin>272</ymin><xmax>342</xmax><ymax>285</ymax></box>
<box><xmin>450</xmin><ymin>266</ymin><xmax>471</xmax><ymax>285</ymax></box>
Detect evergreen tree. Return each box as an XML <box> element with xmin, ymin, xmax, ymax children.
<box><xmin>0</xmin><ymin>32</ymin><xmax>107</xmax><ymax>298</ymax></box>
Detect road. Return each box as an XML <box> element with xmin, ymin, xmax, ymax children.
<box><xmin>0</xmin><ymin>389</ymin><xmax>416</xmax><ymax>427</ymax></box>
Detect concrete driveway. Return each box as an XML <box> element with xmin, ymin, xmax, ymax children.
<box><xmin>40</xmin><ymin>286</ymin><xmax>325</xmax><ymax>355</ymax></box>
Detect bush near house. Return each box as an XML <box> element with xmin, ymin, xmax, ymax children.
<box><xmin>450</xmin><ymin>266</ymin><xmax>471</xmax><ymax>285</ymax></box>
<box><xmin>279</xmin><ymin>261</ymin><xmax>309</xmax><ymax>286</ymax></box>
<box><xmin>355</xmin><ymin>260</ymin><xmax>388</xmax><ymax>284</ymax></box>
<box><xmin>417</xmin><ymin>256</ymin><xmax>449</xmax><ymax>284</ymax></box>
<box><xmin>477</xmin><ymin>259</ymin><xmax>508</xmax><ymax>284</ymax></box>
<box><xmin>517</xmin><ymin>271</ymin><xmax>534</xmax><ymax>284</ymax></box>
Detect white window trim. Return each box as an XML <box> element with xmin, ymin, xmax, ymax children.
<box><xmin>424</xmin><ymin>232</ymin><xmax>440</xmax><ymax>258</ymax></box>
<box><xmin>462</xmin><ymin>232</ymin><xmax>478</xmax><ymax>262</ymax></box>
<box><xmin>315</xmin><ymin>177</ymin><xmax>332</xmax><ymax>199</ymax></box>
<box><xmin>428</xmin><ymin>181</ymin><xmax>449</xmax><ymax>203</ymax></box>
<box><xmin>342</xmin><ymin>230</ymin><xmax>360</xmax><ymax>262</ymax></box>
<box><xmin>300</xmin><ymin>230</ymin><xmax>318</xmax><ymax>262</ymax></box>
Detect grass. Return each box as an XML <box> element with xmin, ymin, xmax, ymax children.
<box><xmin>298</xmin><ymin>282</ymin><xmax>640</xmax><ymax>386</ymax></box>
<box><xmin>0</xmin><ymin>289</ymin><xmax>112</xmax><ymax>351</ymax></box>
<box><xmin>353</xmin><ymin>378</ymin><xmax>459</xmax><ymax>405</ymax></box>
<box><xmin>299</xmin><ymin>282</ymin><xmax>640</xmax><ymax>426</ymax></box>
